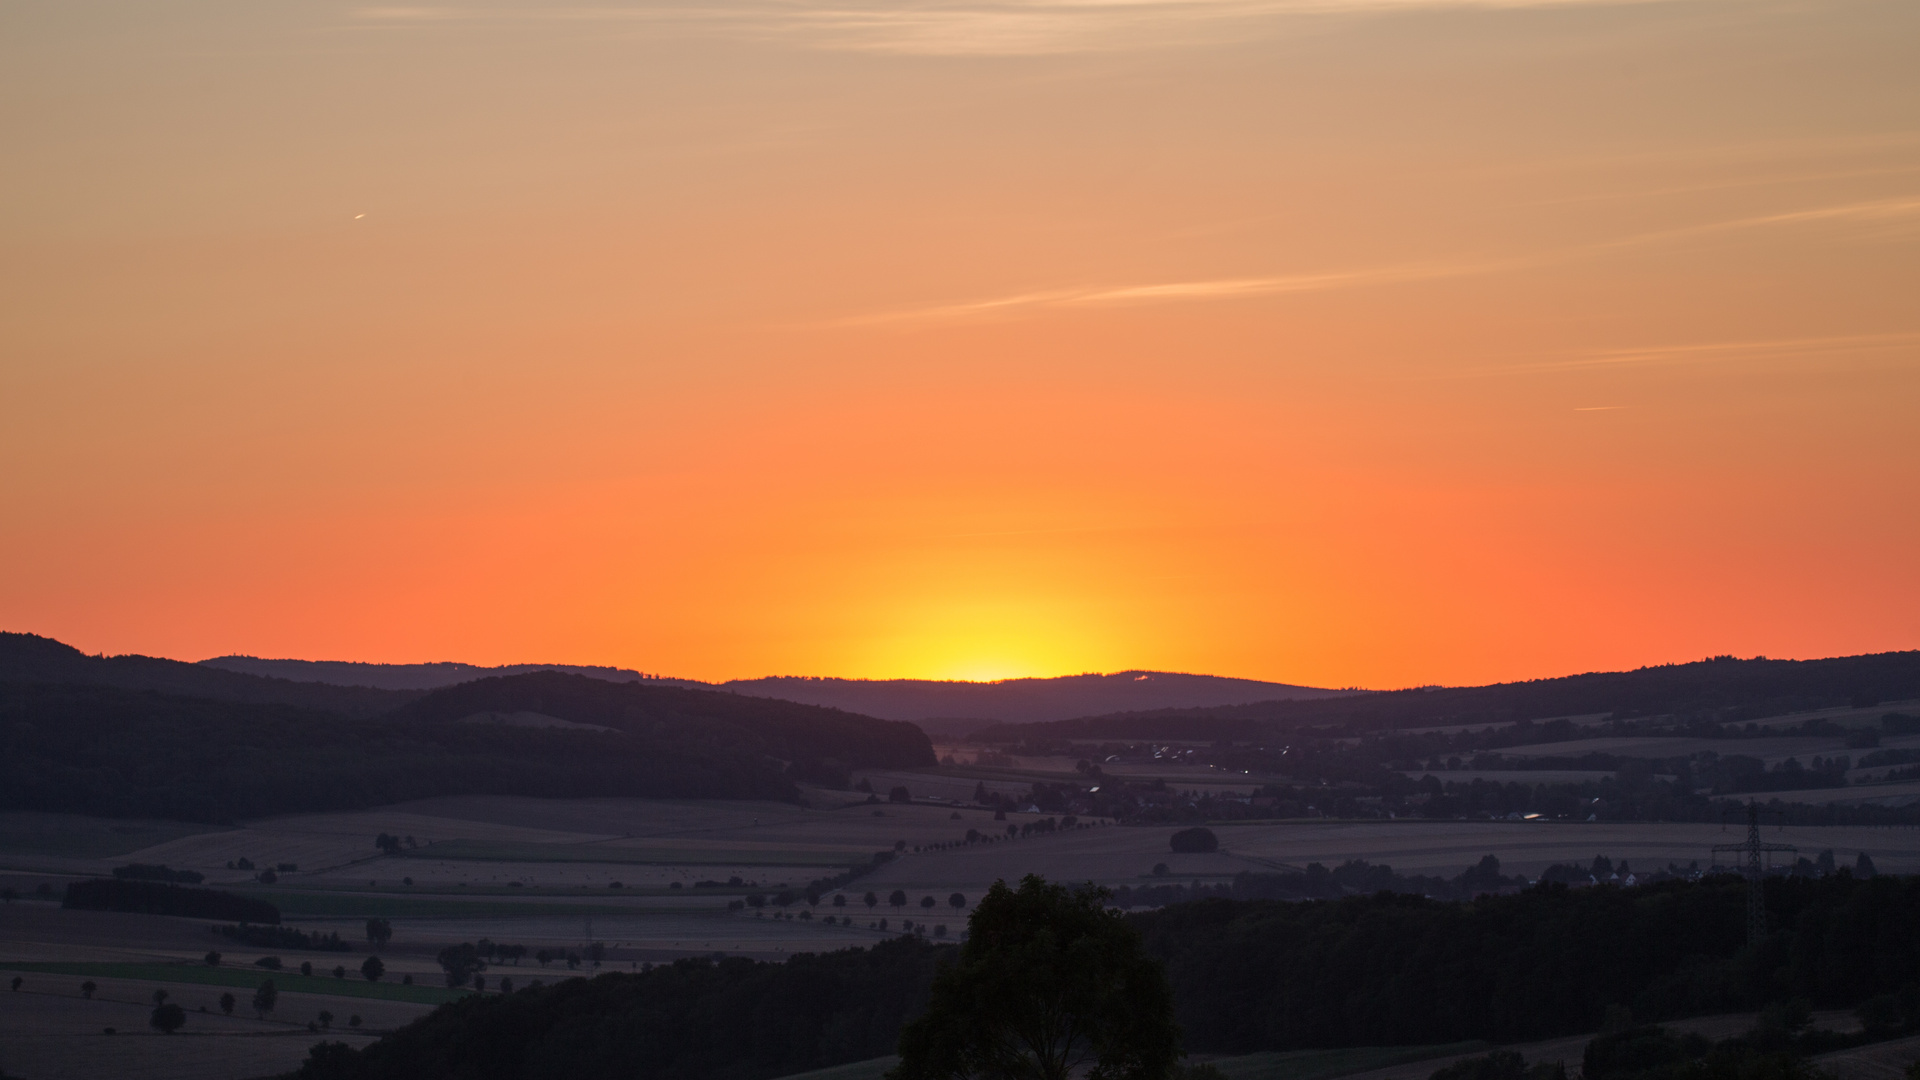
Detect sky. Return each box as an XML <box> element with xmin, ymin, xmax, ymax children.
<box><xmin>2</xmin><ymin>0</ymin><xmax>1916</xmax><ymax>688</ymax></box>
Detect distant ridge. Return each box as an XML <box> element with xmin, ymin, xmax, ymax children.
<box><xmin>196</xmin><ymin>656</ymin><xmax>1354</xmax><ymax>728</ymax></box>
<box><xmin>0</xmin><ymin>632</ymin><xmax>412</xmax><ymax>716</ymax></box>
<box><xmin>718</xmin><ymin>672</ymin><xmax>1356</xmax><ymax>730</ymax></box>
<box><xmin>968</xmin><ymin>650</ymin><xmax>1920</xmax><ymax>743</ymax></box>
<box><xmin>201</xmin><ymin>655</ymin><xmax>707</xmax><ymax>693</ymax></box>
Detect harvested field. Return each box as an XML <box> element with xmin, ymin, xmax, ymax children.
<box><xmin>1399</xmin><ymin>771</ymin><xmax>1621</xmax><ymax>785</ymax></box>
<box><xmin>851</xmin><ymin>819</ymin><xmax>1920</xmax><ymax>897</ymax></box>
<box><xmin>1497</xmin><ymin>734</ymin><xmax>1920</xmax><ymax>765</ymax></box>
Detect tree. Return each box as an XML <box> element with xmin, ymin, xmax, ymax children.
<box><xmin>1857</xmin><ymin>852</ymin><xmax>1878</xmax><ymax>877</ymax></box>
<box><xmin>81</xmin><ymin>981</ymin><xmax>96</xmax><ymax>1000</ymax></box>
<box><xmin>950</xmin><ymin>893</ymin><xmax>966</xmax><ymax>913</ymax></box>
<box><xmin>253</xmin><ymin>980</ymin><xmax>278</xmax><ymax>1019</ymax></box>
<box><xmin>1168</xmin><ymin>828</ymin><xmax>1217</xmax><ymax>854</ymax></box>
<box><xmin>219</xmin><ymin>991</ymin><xmax>235</xmax><ymax>1015</ymax></box>
<box><xmin>205</xmin><ymin>951</ymin><xmax>222</xmax><ymax>966</ymax></box>
<box><xmin>318</xmin><ymin>1010</ymin><xmax>334</xmax><ymax>1029</ymax></box>
<box><xmin>890</xmin><ymin>875</ymin><xmax>1179</xmax><ymax>1080</ymax></box>
<box><xmin>437</xmin><ymin>943</ymin><xmax>485</xmax><ymax>988</ymax></box>
<box><xmin>300</xmin><ymin>961</ymin><xmax>313</xmax><ymax>977</ymax></box>
<box><xmin>153</xmin><ymin>988</ymin><xmax>169</xmax><ymax>1005</ymax></box>
<box><xmin>361</xmin><ymin>956</ymin><xmax>385</xmax><ymax>982</ymax></box>
<box><xmin>864</xmin><ymin>892</ymin><xmax>879</xmax><ymax>910</ymax></box>
<box><xmin>365</xmin><ymin>918</ymin><xmax>393</xmax><ymax>948</ymax></box>
<box><xmin>834</xmin><ymin>894</ymin><xmax>847</xmax><ymax>907</ymax></box>
<box><xmin>333</xmin><ymin>965</ymin><xmax>347</xmax><ymax>979</ymax></box>
<box><xmin>920</xmin><ymin>895</ymin><xmax>936</xmax><ymax>911</ymax></box>
<box><xmin>890</xmin><ymin>785</ymin><xmax>912</xmax><ymax>803</ymax></box>
<box><xmin>150</xmin><ymin>1002</ymin><xmax>187</xmax><ymax>1034</ymax></box>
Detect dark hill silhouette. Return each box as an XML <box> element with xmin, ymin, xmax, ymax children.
<box><xmin>201</xmin><ymin>655</ymin><xmax>709</xmax><ymax>693</ymax></box>
<box><xmin>388</xmin><ymin>670</ymin><xmax>934</xmax><ymax>777</ymax></box>
<box><xmin>0</xmin><ymin>632</ymin><xmax>414</xmax><ymax>716</ymax></box>
<box><xmin>716</xmin><ymin>672</ymin><xmax>1353</xmax><ymax>728</ymax></box>
<box><xmin>971</xmin><ymin>651</ymin><xmax>1920</xmax><ymax>743</ymax></box>
<box><xmin>0</xmin><ymin>660</ymin><xmax>932</xmax><ymax>821</ymax></box>
<box><xmin>198</xmin><ymin>654</ymin><xmax>1350</xmax><ymax>728</ymax></box>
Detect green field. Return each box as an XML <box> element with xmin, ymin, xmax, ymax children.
<box><xmin>411</xmin><ymin>838</ymin><xmax>863</xmax><ymax>868</ymax></box>
<box><xmin>3</xmin><ymin>962</ymin><xmax>470</xmax><ymax>1005</ymax></box>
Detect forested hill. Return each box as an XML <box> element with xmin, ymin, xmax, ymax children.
<box><xmin>0</xmin><ymin>632</ymin><xmax>415</xmax><ymax>717</ymax></box>
<box><xmin>0</xmin><ymin>671</ymin><xmax>933</xmax><ymax>822</ymax></box>
<box><xmin>200</xmin><ymin>657</ymin><xmax>1351</xmax><ymax>728</ymax></box>
<box><xmin>388</xmin><ymin>671</ymin><xmax>936</xmax><ymax>777</ymax></box>
<box><xmin>201</xmin><ymin>654</ymin><xmax>710</xmax><ymax>693</ymax></box>
<box><xmin>715</xmin><ymin>672</ymin><xmax>1353</xmax><ymax>726</ymax></box>
<box><xmin>971</xmin><ymin>651</ymin><xmax>1920</xmax><ymax>742</ymax></box>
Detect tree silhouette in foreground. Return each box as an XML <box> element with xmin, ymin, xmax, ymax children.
<box><xmin>890</xmin><ymin>875</ymin><xmax>1179</xmax><ymax>1080</ymax></box>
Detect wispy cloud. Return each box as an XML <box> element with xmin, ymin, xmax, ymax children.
<box><xmin>353</xmin><ymin>0</ymin><xmax>1702</xmax><ymax>56</ymax></box>
<box><xmin>1598</xmin><ymin>195</ymin><xmax>1920</xmax><ymax>252</ymax></box>
<box><xmin>828</xmin><ymin>262</ymin><xmax>1501</xmax><ymax>325</ymax></box>
<box><xmin>1501</xmin><ymin>332</ymin><xmax>1920</xmax><ymax>375</ymax></box>
<box><xmin>831</xmin><ymin>188</ymin><xmax>1920</xmax><ymax>328</ymax></box>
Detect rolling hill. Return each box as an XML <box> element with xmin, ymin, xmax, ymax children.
<box><xmin>0</xmin><ymin>632</ymin><xmax>416</xmax><ymax>716</ymax></box>
<box><xmin>970</xmin><ymin>652</ymin><xmax>1920</xmax><ymax>743</ymax></box>
<box><xmin>198</xmin><ymin>654</ymin><xmax>1352</xmax><ymax>729</ymax></box>
<box><xmin>0</xmin><ymin>638</ymin><xmax>935</xmax><ymax>820</ymax></box>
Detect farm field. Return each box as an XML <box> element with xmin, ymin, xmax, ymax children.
<box><xmin>1497</xmin><ymin>733</ymin><xmax>1920</xmax><ymax>765</ymax></box>
<box><xmin>7</xmin><ymin>784</ymin><xmax>1920</xmax><ymax>1080</ymax></box>
<box><xmin>11</xmin><ymin>797</ymin><xmax>1920</xmax><ymax>956</ymax></box>
<box><xmin>9</xmin><ymin>795</ymin><xmax>1920</xmax><ymax>926</ymax></box>
<box><xmin>0</xmin><ymin>964</ymin><xmax>432</xmax><ymax>1080</ymax></box>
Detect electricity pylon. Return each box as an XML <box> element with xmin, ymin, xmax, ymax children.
<box><xmin>1713</xmin><ymin>800</ymin><xmax>1795</xmax><ymax>946</ymax></box>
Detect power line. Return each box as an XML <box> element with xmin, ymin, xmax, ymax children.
<box><xmin>1713</xmin><ymin>800</ymin><xmax>1795</xmax><ymax>946</ymax></box>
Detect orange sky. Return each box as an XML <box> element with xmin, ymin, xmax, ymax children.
<box><xmin>2</xmin><ymin>0</ymin><xmax>1916</xmax><ymax>688</ymax></box>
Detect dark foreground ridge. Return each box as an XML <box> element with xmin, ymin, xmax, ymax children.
<box><xmin>284</xmin><ymin>872</ymin><xmax>1920</xmax><ymax>1080</ymax></box>
<box><xmin>0</xmin><ymin>661</ymin><xmax>933</xmax><ymax>821</ymax></box>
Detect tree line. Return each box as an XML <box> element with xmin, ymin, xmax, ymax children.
<box><xmin>280</xmin><ymin>872</ymin><xmax>1920</xmax><ymax>1080</ymax></box>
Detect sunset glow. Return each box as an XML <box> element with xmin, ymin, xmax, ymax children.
<box><xmin>3</xmin><ymin>0</ymin><xmax>1916</xmax><ymax>686</ymax></box>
